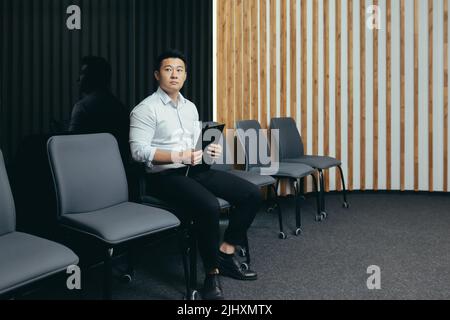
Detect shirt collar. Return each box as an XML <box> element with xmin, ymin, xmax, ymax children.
<box><xmin>157</xmin><ymin>87</ymin><xmax>186</xmax><ymax>108</ymax></box>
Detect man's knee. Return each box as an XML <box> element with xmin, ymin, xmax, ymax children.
<box><xmin>194</xmin><ymin>197</ymin><xmax>221</xmax><ymax>223</ymax></box>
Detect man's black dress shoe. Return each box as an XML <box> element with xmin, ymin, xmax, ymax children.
<box><xmin>202</xmin><ymin>274</ymin><xmax>225</xmax><ymax>300</ymax></box>
<box><xmin>218</xmin><ymin>252</ymin><xmax>258</xmax><ymax>281</ymax></box>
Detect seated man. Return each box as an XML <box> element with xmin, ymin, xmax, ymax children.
<box><xmin>129</xmin><ymin>50</ymin><xmax>262</xmax><ymax>300</ymax></box>
<box><xmin>69</xmin><ymin>56</ymin><xmax>130</xmax><ymax>163</ymax></box>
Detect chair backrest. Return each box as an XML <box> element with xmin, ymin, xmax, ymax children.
<box><xmin>0</xmin><ymin>150</ymin><xmax>16</xmax><ymax>235</ymax></box>
<box><xmin>270</xmin><ymin>117</ymin><xmax>304</xmax><ymax>160</ymax></box>
<box><xmin>235</xmin><ymin>120</ymin><xmax>271</xmax><ymax>171</ymax></box>
<box><xmin>47</xmin><ymin>134</ymin><xmax>128</xmax><ymax>216</ymax></box>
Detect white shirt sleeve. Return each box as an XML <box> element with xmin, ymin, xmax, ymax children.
<box><xmin>129</xmin><ymin>105</ymin><xmax>158</xmax><ymax>166</ymax></box>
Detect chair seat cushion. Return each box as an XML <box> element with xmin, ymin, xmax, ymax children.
<box><xmin>284</xmin><ymin>155</ymin><xmax>341</xmax><ymax>170</ymax></box>
<box><xmin>228</xmin><ymin>170</ymin><xmax>276</xmax><ymax>187</ymax></box>
<box><xmin>142</xmin><ymin>195</ymin><xmax>231</xmax><ymax>210</ymax></box>
<box><xmin>0</xmin><ymin>232</ymin><xmax>79</xmax><ymax>295</ymax></box>
<box><xmin>61</xmin><ymin>202</ymin><xmax>180</xmax><ymax>245</ymax></box>
<box><xmin>250</xmin><ymin>162</ymin><xmax>316</xmax><ymax>178</ymax></box>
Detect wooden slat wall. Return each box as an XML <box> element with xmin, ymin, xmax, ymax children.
<box><xmin>360</xmin><ymin>0</ymin><xmax>366</xmax><ymax>191</ymax></box>
<box><xmin>324</xmin><ymin>0</ymin><xmax>330</xmax><ymax>192</ymax></box>
<box><xmin>414</xmin><ymin>0</ymin><xmax>419</xmax><ymax>191</ymax></box>
<box><xmin>445</xmin><ymin>0</ymin><xmax>449</xmax><ymax>192</ymax></box>
<box><xmin>216</xmin><ymin>0</ymin><xmax>450</xmax><ymax>193</ymax></box>
<box><xmin>335</xmin><ymin>0</ymin><xmax>342</xmax><ymax>191</ymax></box>
<box><xmin>386</xmin><ymin>0</ymin><xmax>392</xmax><ymax>190</ymax></box>
<box><xmin>400</xmin><ymin>0</ymin><xmax>405</xmax><ymax>191</ymax></box>
<box><xmin>348</xmin><ymin>0</ymin><xmax>354</xmax><ymax>191</ymax></box>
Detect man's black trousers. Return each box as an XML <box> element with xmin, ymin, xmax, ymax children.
<box><xmin>147</xmin><ymin>167</ymin><xmax>262</xmax><ymax>272</ymax></box>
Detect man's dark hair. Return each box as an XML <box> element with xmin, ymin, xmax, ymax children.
<box><xmin>154</xmin><ymin>49</ymin><xmax>188</xmax><ymax>73</ymax></box>
<box><xmin>80</xmin><ymin>56</ymin><xmax>112</xmax><ymax>88</ymax></box>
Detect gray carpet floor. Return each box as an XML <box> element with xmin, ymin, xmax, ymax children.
<box><xmin>25</xmin><ymin>193</ymin><xmax>450</xmax><ymax>300</ymax></box>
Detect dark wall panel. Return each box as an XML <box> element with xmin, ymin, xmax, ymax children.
<box><xmin>0</xmin><ymin>0</ymin><xmax>212</xmax><ymax>163</ymax></box>
<box><xmin>135</xmin><ymin>0</ymin><xmax>213</xmax><ymax>122</ymax></box>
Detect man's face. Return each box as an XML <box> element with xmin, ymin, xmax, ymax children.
<box><xmin>154</xmin><ymin>58</ymin><xmax>187</xmax><ymax>96</ymax></box>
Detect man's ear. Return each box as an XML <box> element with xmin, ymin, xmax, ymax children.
<box><xmin>154</xmin><ymin>70</ymin><xmax>160</xmax><ymax>81</ymax></box>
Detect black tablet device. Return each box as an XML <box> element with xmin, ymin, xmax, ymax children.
<box><xmin>186</xmin><ymin>123</ymin><xmax>225</xmax><ymax>175</ymax></box>
<box><xmin>195</xmin><ymin>123</ymin><xmax>226</xmax><ymax>152</ymax></box>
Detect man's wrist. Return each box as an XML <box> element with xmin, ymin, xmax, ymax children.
<box><xmin>172</xmin><ymin>151</ymin><xmax>184</xmax><ymax>164</ymax></box>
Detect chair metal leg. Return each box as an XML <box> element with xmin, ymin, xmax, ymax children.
<box><xmin>318</xmin><ymin>170</ymin><xmax>328</xmax><ymax>219</ymax></box>
<box><xmin>293</xmin><ymin>179</ymin><xmax>302</xmax><ymax>236</ymax></box>
<box><xmin>119</xmin><ymin>246</ymin><xmax>135</xmax><ymax>283</ymax></box>
<box><xmin>337</xmin><ymin>165</ymin><xmax>350</xmax><ymax>208</ymax></box>
<box><xmin>103</xmin><ymin>248</ymin><xmax>113</xmax><ymax>300</ymax></box>
<box><xmin>177</xmin><ymin>229</ymin><xmax>192</xmax><ymax>300</ymax></box>
<box><xmin>188</xmin><ymin>224</ymin><xmax>198</xmax><ymax>291</ymax></box>
<box><xmin>266</xmin><ymin>182</ymin><xmax>279</xmax><ymax>213</ymax></box>
<box><xmin>310</xmin><ymin>173</ymin><xmax>324</xmax><ymax>222</ymax></box>
<box><xmin>299</xmin><ymin>177</ymin><xmax>306</xmax><ymax>200</ymax></box>
<box><xmin>270</xmin><ymin>184</ymin><xmax>286</xmax><ymax>239</ymax></box>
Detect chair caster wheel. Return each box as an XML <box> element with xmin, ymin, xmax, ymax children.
<box><xmin>294</xmin><ymin>228</ymin><xmax>302</xmax><ymax>236</ymax></box>
<box><xmin>238</xmin><ymin>247</ymin><xmax>247</xmax><ymax>257</ymax></box>
<box><xmin>321</xmin><ymin>211</ymin><xmax>328</xmax><ymax>219</ymax></box>
<box><xmin>343</xmin><ymin>202</ymin><xmax>350</xmax><ymax>209</ymax></box>
<box><xmin>278</xmin><ymin>232</ymin><xmax>287</xmax><ymax>240</ymax></box>
<box><xmin>267</xmin><ymin>203</ymin><xmax>278</xmax><ymax>213</ymax></box>
<box><xmin>240</xmin><ymin>262</ymin><xmax>249</xmax><ymax>271</ymax></box>
<box><xmin>315</xmin><ymin>215</ymin><xmax>323</xmax><ymax>222</ymax></box>
<box><xmin>186</xmin><ymin>290</ymin><xmax>200</xmax><ymax>300</ymax></box>
<box><xmin>120</xmin><ymin>274</ymin><xmax>133</xmax><ymax>283</ymax></box>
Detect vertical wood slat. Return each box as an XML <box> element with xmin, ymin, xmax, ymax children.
<box><xmin>400</xmin><ymin>0</ymin><xmax>406</xmax><ymax>191</ymax></box>
<box><xmin>428</xmin><ymin>0</ymin><xmax>433</xmax><ymax>192</ymax></box>
<box><xmin>227</xmin><ymin>0</ymin><xmax>235</xmax><ymax>130</ymax></box>
<box><xmin>243</xmin><ymin>0</ymin><xmax>251</xmax><ymax>121</ymax></box>
<box><xmin>414</xmin><ymin>0</ymin><xmax>419</xmax><ymax>191</ymax></box>
<box><xmin>324</xmin><ymin>0</ymin><xmax>330</xmax><ymax>191</ymax></box>
<box><xmin>373</xmin><ymin>0</ymin><xmax>379</xmax><ymax>191</ymax></box>
<box><xmin>290</xmin><ymin>0</ymin><xmax>297</xmax><ymax>122</ymax></box>
<box><xmin>386</xmin><ymin>0</ymin><xmax>392</xmax><ymax>190</ymax></box>
<box><xmin>280</xmin><ymin>0</ymin><xmax>287</xmax><ymax>196</ymax></box>
<box><xmin>280</xmin><ymin>0</ymin><xmax>287</xmax><ymax>118</ymax></box>
<box><xmin>270</xmin><ymin>0</ymin><xmax>277</xmax><ymax>124</ymax></box>
<box><xmin>335</xmin><ymin>0</ymin><xmax>342</xmax><ymax>191</ymax></box>
<box><xmin>260</xmin><ymin>0</ymin><xmax>268</xmax><ymax>129</ymax></box>
<box><xmin>360</xmin><ymin>0</ymin><xmax>366</xmax><ymax>191</ymax></box>
<box><xmin>348</xmin><ymin>0</ymin><xmax>353</xmax><ymax>191</ymax></box>
<box><xmin>301</xmin><ymin>0</ymin><xmax>308</xmax><ymax>149</ymax></box>
<box><xmin>445</xmin><ymin>0</ymin><xmax>449</xmax><ymax>192</ymax></box>
<box><xmin>235</xmin><ymin>0</ymin><xmax>243</xmax><ymax>123</ymax></box>
<box><xmin>251</xmin><ymin>0</ymin><xmax>259</xmax><ymax>122</ymax></box>
<box><xmin>313</xmin><ymin>0</ymin><xmax>319</xmax><ymax>156</ymax></box>
<box><xmin>217</xmin><ymin>0</ymin><xmax>225</xmax><ymax>127</ymax></box>
<box><xmin>223</xmin><ymin>0</ymin><xmax>230</xmax><ymax>130</ymax></box>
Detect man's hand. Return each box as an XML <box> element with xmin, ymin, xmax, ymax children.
<box><xmin>207</xmin><ymin>144</ymin><xmax>222</xmax><ymax>160</ymax></box>
<box><xmin>176</xmin><ymin>149</ymin><xmax>203</xmax><ymax>166</ymax></box>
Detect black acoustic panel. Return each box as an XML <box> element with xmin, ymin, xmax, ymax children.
<box><xmin>134</xmin><ymin>0</ymin><xmax>212</xmax><ymax>122</ymax></box>
<box><xmin>0</xmin><ymin>0</ymin><xmax>212</xmax><ymax>163</ymax></box>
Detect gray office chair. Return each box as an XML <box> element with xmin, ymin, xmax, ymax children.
<box><xmin>47</xmin><ymin>134</ymin><xmax>187</xmax><ymax>299</ymax></box>
<box><xmin>209</xmin><ymin>133</ymin><xmax>278</xmax><ymax>212</ymax></box>
<box><xmin>0</xmin><ymin>150</ymin><xmax>79</xmax><ymax>297</ymax></box>
<box><xmin>270</xmin><ymin>117</ymin><xmax>349</xmax><ymax>218</ymax></box>
<box><xmin>208</xmin><ymin>134</ymin><xmax>278</xmax><ymax>259</ymax></box>
<box><xmin>235</xmin><ymin>120</ymin><xmax>322</xmax><ymax>238</ymax></box>
<box><xmin>135</xmin><ymin>160</ymin><xmax>249</xmax><ymax>300</ymax></box>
